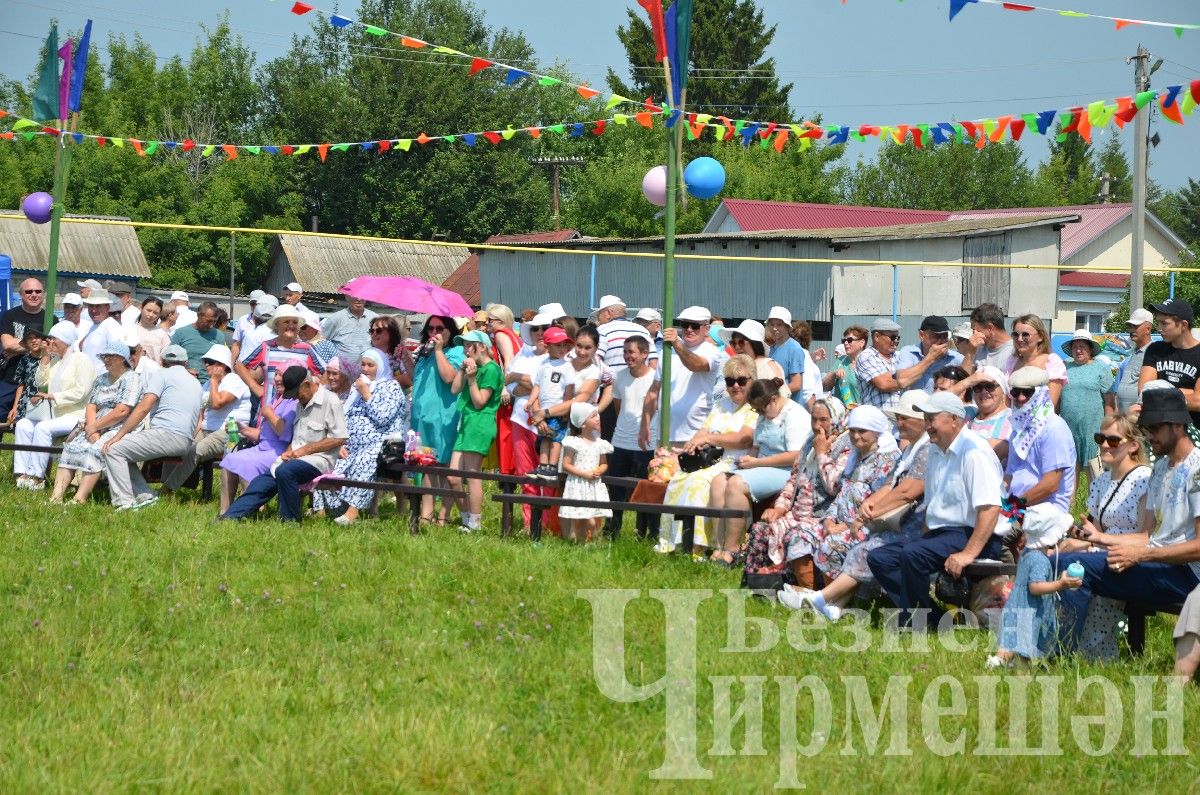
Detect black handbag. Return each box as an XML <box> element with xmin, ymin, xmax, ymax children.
<box><xmin>377</xmin><ymin>438</ymin><xmax>406</xmax><ymax>468</ymax></box>
<box><xmin>933</xmin><ymin>571</ymin><xmax>972</xmax><ymax>608</ymax></box>
<box><xmin>678</xmin><ymin>444</ymin><xmax>724</xmax><ymax>473</ymax></box>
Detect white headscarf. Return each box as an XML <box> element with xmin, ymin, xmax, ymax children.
<box><xmin>345</xmin><ymin>348</ymin><xmax>394</xmax><ymax>411</ymax></box>
<box><xmin>844</xmin><ymin>405</ymin><xmax>899</xmax><ymax>472</ymax></box>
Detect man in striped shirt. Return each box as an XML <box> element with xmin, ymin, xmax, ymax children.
<box><xmin>595</xmin><ymin>295</ymin><xmax>656</xmax><ymax>373</ymax></box>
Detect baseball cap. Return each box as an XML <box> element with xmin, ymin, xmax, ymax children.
<box><xmin>915</xmin><ymin>391</ymin><xmax>967</xmax><ymax>419</ymax></box>
<box><xmin>285</xmin><ymin>282</ymin><xmax>303</xmax><ymax>293</ymax></box>
<box><xmin>77</xmin><ymin>278</ymin><xmax>103</xmax><ymax>291</ymax></box>
<box><xmin>676</xmin><ymin>305</ymin><xmax>711</xmax><ymax>324</ymax></box>
<box><xmin>766</xmin><ymin>306</ymin><xmax>792</xmax><ymax>326</ymax></box>
<box><xmin>249</xmin><ymin>289</ymin><xmax>266</xmax><ymax>302</ymax></box>
<box><xmin>1149</xmin><ymin>298</ymin><xmax>1195</xmax><ymax>325</ymax></box>
<box><xmin>885</xmin><ymin>389</ymin><xmax>930</xmax><ymax>421</ymax></box>
<box><xmin>454</xmin><ymin>329</ymin><xmax>491</xmax><ymax>347</ymax></box>
<box><xmin>169</xmin><ymin>290</ymin><xmax>190</xmax><ymax>303</ymax></box>
<box><xmin>951</xmin><ymin>321</ymin><xmax>973</xmax><ymax>341</ymax></box>
<box><xmin>598</xmin><ymin>295</ymin><xmax>624</xmax><ymax>311</ymax></box>
<box><xmin>543</xmin><ymin>327</ymin><xmax>572</xmax><ymax>345</ymax></box>
<box><xmin>61</xmin><ymin>292</ymin><xmax>83</xmax><ymax>306</ymax></box>
<box><xmin>1126</xmin><ymin>308</ymin><xmax>1154</xmax><ymax>326</ymax></box>
<box><xmin>253</xmin><ymin>295</ymin><xmax>279</xmax><ymax>320</ymax></box>
<box><xmin>281</xmin><ymin>365</ymin><xmax>308</xmax><ymax>399</ymax></box>
<box><xmin>918</xmin><ymin>315</ymin><xmax>950</xmax><ymax>334</ymax></box>
<box><xmin>162</xmin><ymin>344</ymin><xmax>188</xmax><ymax>364</ymax></box>
<box><xmin>635</xmin><ymin>307</ymin><xmax>662</xmax><ymax>324</ymax></box>
<box><xmin>106</xmin><ymin>281</ymin><xmax>133</xmax><ymax>295</ymax></box>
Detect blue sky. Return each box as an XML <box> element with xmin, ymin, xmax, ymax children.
<box><xmin>1</xmin><ymin>0</ymin><xmax>1197</xmax><ymax>190</ymax></box>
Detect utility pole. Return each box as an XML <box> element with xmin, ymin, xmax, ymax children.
<box><xmin>1128</xmin><ymin>44</ymin><xmax>1151</xmax><ymax>312</ymax></box>
<box><xmin>529</xmin><ymin>156</ymin><xmax>584</xmax><ymax>229</ymax></box>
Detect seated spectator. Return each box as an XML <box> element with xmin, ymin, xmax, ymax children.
<box><xmin>655</xmin><ymin>354</ymin><xmax>758</xmax><ymax>555</ymax></box>
<box><xmin>161</xmin><ymin>344</ymin><xmax>251</xmax><ymax>496</ymax></box>
<box><xmin>742</xmin><ymin>396</ymin><xmax>850</xmax><ymax>586</ymax></box>
<box><xmin>1003</xmin><ymin>314</ymin><xmax>1067</xmax><ymax>407</ymax></box>
<box><xmin>957</xmin><ymin>365</ymin><xmax>1011</xmax><ymax>450</ymax></box>
<box><xmin>1059</xmin><ymin>414</ymin><xmax>1151</xmax><ymax>661</ymax></box>
<box><xmin>322</xmin><ymin>356</ymin><xmax>357</xmax><ymax>402</ymax></box>
<box><xmin>1004</xmin><ymin>366</ymin><xmax>1077</xmax><ymax>513</ymax></box>
<box><xmin>932</xmin><ymin>365</ymin><xmax>969</xmax><ymax>393</ymax></box>
<box><xmin>219</xmin><ymin>368</ymin><xmax>299</xmax><ymax>514</ymax></box>
<box><xmin>780</xmin><ymin>405</ymin><xmax>901</xmax><ymax>617</ymax></box>
<box><xmin>312</xmin><ymin>349</ymin><xmax>410</xmax><ymax>526</ymax></box>
<box><xmin>101</xmin><ymin>344</ymin><xmax>203</xmax><ymax>510</ymax></box>
<box><xmin>721</xmin><ymin>319</ymin><xmax>788</xmax><ymax>395</ymax></box>
<box><xmin>867</xmin><ymin>392</ymin><xmax>1006</xmax><ymax>629</ymax></box>
<box><xmin>1139</xmin><ymin>298</ymin><xmax>1200</xmax><ymax>427</ymax></box>
<box><xmin>1058</xmin><ymin>387</ymin><xmax>1200</xmax><ymax>649</ymax></box>
<box><xmin>707</xmin><ymin>377</ymin><xmax>811</xmax><ymax>566</ymax></box>
<box><xmin>49</xmin><ymin>340</ymin><xmax>139</xmax><ymax>504</ymax></box>
<box><xmin>764</xmin><ymin>307</ymin><xmax>805</xmax><ymax>402</ymax></box>
<box><xmin>1059</xmin><ymin>330</ymin><xmax>1115</xmax><ymax>486</ymax></box>
<box><xmin>5</xmin><ymin>327</ymin><xmax>48</xmax><ymax>427</ymax></box>
<box><xmin>220</xmin><ymin>367</ymin><xmax>347</xmax><ymax>523</ymax></box>
<box><xmin>14</xmin><ymin>322</ymin><xmax>95</xmax><ymax>490</ymax></box>
<box><xmin>298</xmin><ymin>308</ymin><xmax>339</xmax><ymax>373</ymax></box>
<box><xmin>78</xmin><ymin>289</ymin><xmax>124</xmax><ymax>371</ymax></box>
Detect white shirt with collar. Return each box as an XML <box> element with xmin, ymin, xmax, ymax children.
<box><xmin>924</xmin><ymin>425</ymin><xmax>1004</xmax><ymax>531</ymax></box>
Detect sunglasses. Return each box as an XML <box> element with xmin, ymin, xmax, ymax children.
<box><xmin>971</xmin><ymin>382</ymin><xmax>998</xmax><ymax>394</ymax></box>
<box><xmin>527</xmin><ymin>325</ymin><xmax>547</xmax><ymax>332</ymax></box>
<box><xmin>724</xmin><ymin>376</ymin><xmax>750</xmax><ymax>388</ymax></box>
<box><xmin>1093</xmin><ymin>433</ymin><xmax>1128</xmax><ymax>448</ymax></box>
<box><xmin>487</xmin><ymin>317</ymin><xmax>502</xmax><ymax>323</ymax></box>
<box><xmin>1009</xmin><ymin>387</ymin><xmax>1036</xmax><ymax>399</ymax></box>
<box><xmin>875</xmin><ymin>332</ymin><xmax>899</xmax><ymax>341</ymax></box>
<box><xmin>730</xmin><ymin>335</ymin><xmax>750</xmax><ymax>345</ymax></box>
<box><xmin>23</xmin><ymin>289</ymin><xmax>44</xmax><ymax>294</ymax></box>
<box><xmin>677</xmin><ymin>321</ymin><xmax>703</xmax><ymax>331</ymax></box>
<box><xmin>841</xmin><ymin>337</ymin><xmax>861</xmax><ymax>345</ymax></box>
<box><xmin>1013</xmin><ymin>331</ymin><xmax>1037</xmax><ymax>340</ymax></box>
<box><xmin>426</xmin><ymin>325</ymin><xmax>446</xmax><ymax>332</ymax></box>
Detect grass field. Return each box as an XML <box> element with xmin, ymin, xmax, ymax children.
<box><xmin>1</xmin><ymin>476</ymin><xmax>1196</xmax><ymax>792</ymax></box>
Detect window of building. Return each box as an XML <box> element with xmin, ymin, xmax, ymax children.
<box><xmin>1077</xmin><ymin>312</ymin><xmax>1108</xmax><ymax>333</ymax></box>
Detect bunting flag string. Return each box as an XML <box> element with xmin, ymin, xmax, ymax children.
<box><xmin>283</xmin><ymin>1</ymin><xmax>647</xmax><ymax>111</ymax></box>
<box><xmin>2</xmin><ymin>81</ymin><xmax>1195</xmax><ymax>159</ymax></box>
<box><xmin>947</xmin><ymin>0</ymin><xmax>1199</xmax><ymax>36</ymax></box>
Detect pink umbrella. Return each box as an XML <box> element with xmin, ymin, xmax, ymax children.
<box><xmin>339</xmin><ymin>275</ymin><xmax>473</xmax><ymax>317</ymax></box>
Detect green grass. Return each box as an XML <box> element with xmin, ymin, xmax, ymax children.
<box><xmin>0</xmin><ymin>473</ymin><xmax>1196</xmax><ymax>793</ymax></box>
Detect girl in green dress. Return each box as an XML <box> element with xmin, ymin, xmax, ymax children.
<box><xmin>448</xmin><ymin>330</ymin><xmax>504</xmax><ymax>533</ymax></box>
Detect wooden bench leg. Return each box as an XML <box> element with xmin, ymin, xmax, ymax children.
<box><xmin>530</xmin><ymin>506</ymin><xmax>543</xmax><ymax>543</ymax></box>
<box><xmin>1127</xmin><ymin>605</ymin><xmax>1147</xmax><ymax>656</ymax></box>
<box><xmin>500</xmin><ymin>481</ymin><xmax>514</xmax><ymax>538</ymax></box>
<box><xmin>409</xmin><ymin>491</ymin><xmax>422</xmax><ymax>535</ymax></box>
<box><xmin>680</xmin><ymin>516</ymin><xmax>695</xmax><ymax>556</ymax></box>
<box><xmin>201</xmin><ymin>462</ymin><xmax>213</xmax><ymax>501</ymax></box>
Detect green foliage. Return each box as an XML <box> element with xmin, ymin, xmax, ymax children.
<box><xmin>1032</xmin><ymin>125</ymin><xmax>1099</xmax><ymax>206</ymax></box>
<box><xmin>1096</xmin><ymin>133</ymin><xmax>1132</xmax><ymax>203</ymax></box>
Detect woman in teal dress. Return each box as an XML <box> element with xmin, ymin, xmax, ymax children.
<box><xmin>410</xmin><ymin>315</ymin><xmax>464</xmax><ymax>523</ymax></box>
<box><xmin>1059</xmin><ymin>331</ymin><xmax>1115</xmax><ymax>472</ymax></box>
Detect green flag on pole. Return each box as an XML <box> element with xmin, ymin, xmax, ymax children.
<box><xmin>33</xmin><ymin>24</ymin><xmax>60</xmax><ymax>122</ymax></box>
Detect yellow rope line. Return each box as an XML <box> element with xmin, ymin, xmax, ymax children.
<box><xmin>0</xmin><ymin>213</ymin><xmax>1184</xmax><ymax>274</ymax></box>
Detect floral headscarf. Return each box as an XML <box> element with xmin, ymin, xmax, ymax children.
<box><xmin>804</xmin><ymin>395</ymin><xmax>849</xmax><ymax>471</ymax></box>
<box><xmin>1008</xmin><ymin>385</ymin><xmax>1054</xmax><ymax>461</ymax></box>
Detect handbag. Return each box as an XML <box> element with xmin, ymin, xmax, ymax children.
<box><xmin>933</xmin><ymin>571</ymin><xmax>972</xmax><ymax>608</ymax></box>
<box><xmin>24</xmin><ymin>397</ymin><xmax>53</xmax><ymax>423</ymax></box>
<box><xmin>678</xmin><ymin>444</ymin><xmax>724</xmax><ymax>473</ymax></box>
<box><xmin>740</xmin><ymin>564</ymin><xmax>796</xmax><ymax>596</ymax></box>
<box><xmin>869</xmin><ymin>501</ymin><xmax>915</xmax><ymax>533</ymax></box>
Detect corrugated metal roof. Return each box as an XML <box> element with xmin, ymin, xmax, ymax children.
<box><xmin>0</xmin><ymin>212</ymin><xmax>151</xmax><ymax>278</ymax></box>
<box><xmin>441</xmin><ymin>230</ymin><xmax>581</xmax><ymax>308</ymax></box>
<box><xmin>273</xmin><ymin>234</ymin><xmax>466</xmax><ymax>295</ymax></box>
<box><xmin>485</xmin><ymin>230</ymin><xmax>581</xmax><ymax>245</ymax></box>
<box><xmin>719</xmin><ymin>198</ymin><xmax>949</xmax><ymax>231</ymax></box>
<box><xmin>950</xmin><ymin>204</ymin><xmax>1131</xmax><ymax>260</ymax></box>
<box><xmin>544</xmin><ymin>214</ymin><xmax>1077</xmax><ymax>247</ymax></box>
<box><xmin>1058</xmin><ymin>271</ymin><xmax>1129</xmax><ymax>288</ymax></box>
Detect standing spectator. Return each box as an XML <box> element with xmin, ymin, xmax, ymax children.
<box><xmin>508</xmin><ymin>311</ymin><xmax>550</xmax><ymax>528</ymax></box>
<box><xmin>962</xmin><ymin>303</ymin><xmax>1014</xmax><ymax>373</ymax></box>
<box><xmin>641</xmin><ymin>305</ymin><xmax>727</xmax><ymax>446</ymax></box>
<box><xmin>220</xmin><ymin>368</ymin><xmax>347</xmax><ymax>523</ymax></box>
<box><xmin>594</xmin><ymin>294</ymin><xmax>653</xmax><ymax>373</ymax></box>
<box><xmin>321</xmin><ymin>294</ymin><xmax>376</xmax><ymax>364</ymax></box>
<box><xmin>446</xmin><ymin>330</ymin><xmax>503</xmax><ymax>533</ymax></box>
<box><xmin>161</xmin><ymin>344</ymin><xmax>251</xmax><ymax>495</ymax></box>
<box><xmin>485</xmin><ymin>303</ymin><xmax>522</xmax><ymax>475</ymax></box>
<box><xmin>106</xmin><ymin>281</ymin><xmax>140</xmax><ymax>329</ymax></box>
<box><xmin>298</xmin><ymin>308</ymin><xmax>337</xmax><ymax>371</ymax></box>
<box><xmin>1175</xmin><ymin>587</ymin><xmax>1200</xmax><ymax>685</ymax></box>
<box><xmin>867</xmin><ymin>392</ymin><xmax>1006</xmax><ymax>629</ymax></box>
<box><xmin>158</xmin><ymin>305</ymin><xmax>178</xmax><ymax>337</ymax></box>
<box><xmin>124</xmin><ymin>330</ymin><xmax>160</xmax><ymax>378</ymax></box>
<box><xmin>236</xmin><ymin>305</ymin><xmax>323</xmax><ymax>405</ymax></box>
<box><xmin>168</xmin><ymin>291</ymin><xmax>197</xmax><ymax>331</ymax></box>
<box><xmin>895</xmin><ymin>316</ymin><xmax>963</xmax><ymax>392</ymax></box>
<box><xmin>633</xmin><ymin>308</ymin><xmax>664</xmax><ymax>355</ymax></box>
<box><xmin>855</xmin><ymin>319</ymin><xmax>944</xmax><ymax>412</ymax></box>
<box><xmin>607</xmin><ymin>336</ymin><xmax>658</xmax><ymax>535</ymax></box>
<box><xmin>789</xmin><ymin>319</ymin><xmax>826</xmax><ymax>406</ymax></box>
<box><xmin>50</xmin><ymin>340</ymin><xmax>139</xmax><ymax>504</ymax></box>
<box><xmin>1108</xmin><ymin>307</ymin><xmax>1154</xmax><ymax>415</ymax></box>
<box><xmin>0</xmin><ymin>277</ymin><xmax>46</xmax><ymax>419</ymax></box>
<box><xmin>133</xmin><ymin>297</ymin><xmax>171</xmax><ymax>364</ymax></box>
<box><xmin>410</xmin><ymin>316</ymin><xmax>465</xmax><ymax>524</ymax></box>
<box><xmin>1140</xmin><ymin>298</ymin><xmax>1200</xmax><ymax>427</ymax></box>
<box><xmin>1005</xmin><ymin>367</ymin><xmax>1077</xmax><ymax>513</ymax></box>
<box><xmin>823</xmin><ymin>325</ymin><xmax>868</xmax><ymax>408</ymax></box>
<box><xmin>1004</xmin><ymin>314</ymin><xmax>1068</xmax><ymax>407</ymax></box>
<box><xmin>368</xmin><ymin>315</ymin><xmax>415</xmax><ymax>389</ymax></box>
<box><xmin>78</xmin><ymin>289</ymin><xmax>124</xmax><ymax>372</ymax></box>
<box><xmin>5</xmin><ymin>328</ymin><xmax>48</xmax><ymax>426</ymax></box>
<box><xmin>558</xmin><ymin>403</ymin><xmax>613</xmax><ymax>544</ymax></box>
<box><xmin>951</xmin><ymin>322</ymin><xmax>975</xmax><ymax>361</ymax></box>
<box><xmin>170</xmin><ymin>302</ymin><xmax>224</xmax><ymax>384</ymax></box>
<box><xmin>961</xmin><ymin>365</ymin><xmax>1012</xmax><ymax>450</ymax></box>
<box><xmin>60</xmin><ymin>293</ymin><xmax>88</xmax><ymax>335</ymax></box>
<box><xmin>282</xmin><ymin>282</ymin><xmax>308</xmax><ymax>312</ymax></box>
<box><xmin>76</xmin><ymin>278</ymin><xmax>103</xmax><ymax>300</ymax></box>
<box><xmin>101</xmin><ymin>345</ymin><xmax>203</xmax><ymax>510</ymax></box>
<box><xmin>313</xmin><ymin>349</ymin><xmax>409</xmax><ymax>525</ymax></box>
<box><xmin>526</xmin><ymin>326</ymin><xmax>576</xmax><ymax>478</ymax></box>
<box><xmin>12</xmin><ymin>322</ymin><xmax>95</xmax><ymax>489</ymax></box>
<box><xmin>765</xmin><ymin>306</ymin><xmax>806</xmax><ymax>403</ymax></box>
<box><xmin>232</xmin><ymin>296</ymin><xmax>278</xmax><ymax>364</ymax></box>
<box><xmin>1060</xmin><ymin>330</ymin><xmax>1116</xmax><ymax>481</ymax></box>
<box><xmin>234</xmin><ymin>290</ymin><xmax>265</xmax><ymax>347</ymax></box>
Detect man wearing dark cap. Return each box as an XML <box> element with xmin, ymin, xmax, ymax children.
<box><xmin>1140</xmin><ymin>299</ymin><xmax>1200</xmax><ymax>426</ymax></box>
<box><xmin>895</xmin><ymin>315</ymin><xmax>964</xmax><ymax>393</ymax></box>
<box><xmin>1057</xmin><ymin>387</ymin><xmax>1200</xmax><ymax>650</ymax></box>
<box><xmin>220</xmin><ymin>366</ymin><xmax>347</xmax><ymax>523</ymax></box>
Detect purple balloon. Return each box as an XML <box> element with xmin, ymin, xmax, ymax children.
<box><xmin>22</xmin><ymin>192</ymin><xmax>53</xmax><ymax>225</ymax></box>
<box><xmin>641</xmin><ymin>165</ymin><xmax>667</xmax><ymax>207</ymax></box>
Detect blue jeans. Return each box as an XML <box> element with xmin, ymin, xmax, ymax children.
<box><xmin>221</xmin><ymin>460</ymin><xmax>321</xmax><ymax>523</ymax></box>
<box><xmin>867</xmin><ymin>526</ymin><xmax>1004</xmax><ymax>627</ymax></box>
<box><xmin>1057</xmin><ymin>550</ymin><xmax>1200</xmax><ymax>649</ymax></box>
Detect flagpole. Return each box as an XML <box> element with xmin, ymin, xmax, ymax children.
<box><xmin>658</xmin><ymin>47</ymin><xmax>677</xmax><ymax>449</ymax></box>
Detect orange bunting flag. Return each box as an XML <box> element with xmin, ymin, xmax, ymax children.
<box><xmin>528</xmin><ymin>128</ymin><xmax>542</xmax><ymax>139</ymax></box>
<box><xmin>401</xmin><ymin>37</ymin><xmax>425</xmax><ymax>49</ymax></box>
<box><xmin>317</xmin><ymin>144</ymin><xmax>329</xmax><ymax>162</ymax></box>
<box><xmin>416</xmin><ymin>133</ymin><xmax>432</xmax><ymax>145</ymax></box>
<box><xmin>635</xmin><ymin>112</ymin><xmax>653</xmax><ymax>128</ymax></box>
<box><xmin>1075</xmin><ymin>109</ymin><xmax>1092</xmax><ymax>143</ymax></box>
<box><xmin>990</xmin><ymin>115</ymin><xmax>1012</xmax><ymax>142</ymax></box>
<box><xmin>0</xmin><ymin>131</ymin><xmax>13</xmax><ymax>140</ymax></box>
<box><xmin>577</xmin><ymin>85</ymin><xmax>601</xmax><ymax>100</ymax></box>
<box><xmin>131</xmin><ymin>139</ymin><xmax>145</xmax><ymax>156</ymax></box>
<box><xmin>1161</xmin><ymin>94</ymin><xmax>1184</xmax><ymax>124</ymax></box>
<box><xmin>1114</xmin><ymin>19</ymin><xmax>1137</xmax><ymax>30</ymax></box>
<box><xmin>772</xmin><ymin>130</ymin><xmax>788</xmax><ymax>153</ymax></box>
<box><xmin>223</xmin><ymin>144</ymin><xmax>238</xmax><ymax>160</ymax></box>
<box><xmin>469</xmin><ymin>58</ymin><xmax>492</xmax><ymax>76</ymax></box>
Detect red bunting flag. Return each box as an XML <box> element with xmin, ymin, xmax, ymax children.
<box><xmin>989</xmin><ymin>115</ymin><xmax>1011</xmax><ymax>143</ymax></box>
<box><xmin>1061</xmin><ymin>107</ymin><xmax>1082</xmax><ymax>134</ymax></box>
<box><xmin>0</xmin><ymin>109</ymin><xmax>6</xmax><ymax>119</ymax></box>
<box><xmin>591</xmin><ymin>120</ymin><xmax>606</xmax><ymax>135</ymax></box>
<box><xmin>1001</xmin><ymin>3</ymin><xmax>1035</xmax><ymax>10</ymax></box>
<box><xmin>1009</xmin><ymin>118</ymin><xmax>1027</xmax><ymax>140</ymax></box>
<box><xmin>482</xmin><ymin>131</ymin><xmax>502</xmax><ymax>145</ymax></box>
<box><xmin>911</xmin><ymin>127</ymin><xmax>924</xmax><ymax>148</ymax></box>
<box><xmin>1191</xmin><ymin>80</ymin><xmax>1200</xmax><ymax>103</ymax></box>
<box><xmin>761</xmin><ymin>122</ymin><xmax>778</xmax><ymax>138</ymax></box>
<box><xmin>291</xmin><ymin>2</ymin><xmax>314</xmax><ymax>15</ymax></box>
<box><xmin>282</xmin><ymin>145</ymin><xmax>294</xmax><ymax>155</ymax></box>
<box><xmin>469</xmin><ymin>58</ymin><xmax>492</xmax><ymax>76</ymax></box>
<box><xmin>1114</xmin><ymin>96</ymin><xmax>1137</xmax><ymax>126</ymax></box>
<box><xmin>637</xmin><ymin>0</ymin><xmax>668</xmax><ymax>62</ymax></box>
<box><xmin>181</xmin><ymin>139</ymin><xmax>195</xmax><ymax>152</ymax></box>
<box><xmin>378</xmin><ymin>139</ymin><xmax>391</xmax><ymax>153</ymax></box>
<box><xmin>96</xmin><ymin>136</ymin><xmax>106</xmax><ymax>146</ymax></box>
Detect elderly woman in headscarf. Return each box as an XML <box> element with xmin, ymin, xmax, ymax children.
<box><xmin>785</xmin><ymin>404</ymin><xmax>900</xmax><ymax>584</ymax></box>
<box><xmin>742</xmin><ymin>395</ymin><xmax>851</xmax><ymax>586</ymax></box>
<box><xmin>13</xmin><ymin>321</ymin><xmax>96</xmax><ymax>489</ymax></box>
<box><xmin>313</xmin><ymin>348</ymin><xmax>410</xmax><ymax>525</ymax></box>
<box><xmin>781</xmin><ymin>392</ymin><xmax>928</xmax><ymax>619</ymax></box>
<box><xmin>1003</xmin><ymin>366</ymin><xmax>1077</xmax><ymax>514</ymax></box>
<box><xmin>322</xmin><ymin>356</ymin><xmax>358</xmax><ymax>402</ymax></box>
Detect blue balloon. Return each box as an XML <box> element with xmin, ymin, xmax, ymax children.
<box><xmin>684</xmin><ymin>157</ymin><xmax>726</xmax><ymax>200</ymax></box>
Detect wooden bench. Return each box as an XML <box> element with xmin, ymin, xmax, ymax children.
<box><xmin>310</xmin><ymin>476</ymin><xmax>462</xmax><ymax>534</ymax></box>
<box><xmin>1124</xmin><ymin>601</ymin><xmax>1186</xmax><ymax>656</ymax></box>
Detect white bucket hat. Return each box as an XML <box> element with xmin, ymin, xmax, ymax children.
<box><xmin>200</xmin><ymin>343</ymin><xmax>233</xmax><ymax>370</ymax></box>
<box><xmin>718</xmin><ymin>318</ymin><xmax>766</xmax><ymax>345</ymax></box>
<box><xmin>766</xmin><ymin>306</ymin><xmax>792</xmax><ymax>326</ymax></box>
<box><xmin>83</xmin><ymin>288</ymin><xmax>112</xmax><ymax>306</ymax></box>
<box><xmin>268</xmin><ymin>304</ymin><xmax>307</xmax><ymax>332</ymax></box>
<box><xmin>520</xmin><ymin>311</ymin><xmax>555</xmax><ymax>346</ymax></box>
<box><xmin>538</xmin><ymin>302</ymin><xmax>568</xmax><ymax>320</ymax></box>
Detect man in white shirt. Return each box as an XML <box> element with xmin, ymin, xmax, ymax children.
<box><xmin>169</xmin><ymin>291</ymin><xmax>198</xmax><ymax>331</ymax></box>
<box><xmin>234</xmin><ymin>290</ymin><xmax>265</xmax><ymax>347</ymax></box>
<box><xmin>60</xmin><ymin>292</ymin><xmax>91</xmax><ymax>337</ymax></box>
<box><xmin>232</xmin><ymin>296</ymin><xmax>278</xmax><ymax>363</ymax></box>
<box><xmin>608</xmin><ymin>335</ymin><xmax>659</xmax><ymax>537</ymax></box>
<box><xmin>1107</xmin><ymin>307</ymin><xmax>1153</xmax><ymax>415</ymax></box>
<box><xmin>867</xmin><ymin>391</ymin><xmax>1005</xmax><ymax>628</ymax></box>
<box><xmin>594</xmin><ymin>294</ymin><xmax>654</xmax><ymax>439</ymax></box>
<box><xmin>282</xmin><ymin>281</ymin><xmax>309</xmax><ymax>313</ymax></box>
<box><xmin>107</xmin><ymin>281</ymin><xmax>141</xmax><ymax>329</ymax></box>
<box><xmin>76</xmin><ymin>278</ymin><xmax>103</xmax><ymax>300</ymax></box>
<box><xmin>78</xmin><ymin>289</ymin><xmax>125</xmax><ymax>371</ymax></box>
<box><xmin>641</xmin><ymin>305</ymin><xmax>727</xmax><ymax>446</ymax></box>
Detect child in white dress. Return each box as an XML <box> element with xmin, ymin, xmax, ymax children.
<box><xmin>559</xmin><ymin>403</ymin><xmax>613</xmax><ymax>543</ymax></box>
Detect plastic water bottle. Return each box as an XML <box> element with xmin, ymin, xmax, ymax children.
<box><xmin>1066</xmin><ymin>562</ymin><xmax>1085</xmax><ymax>579</ymax></box>
<box><xmin>226</xmin><ymin>417</ymin><xmax>240</xmax><ymax>451</ymax></box>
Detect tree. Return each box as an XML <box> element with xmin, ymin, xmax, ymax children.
<box><xmin>1032</xmin><ymin>124</ymin><xmax>1099</xmax><ymax>206</ymax></box>
<box><xmin>1151</xmin><ymin>178</ymin><xmax>1200</xmax><ymax>247</ymax></box>
<box><xmin>1095</xmin><ymin>132</ymin><xmax>1132</xmax><ymax>203</ymax></box>
<box><xmin>607</xmin><ymin>0</ymin><xmax>792</xmax><ymax>123</ymax></box>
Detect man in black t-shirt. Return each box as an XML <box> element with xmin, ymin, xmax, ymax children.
<box><xmin>1140</xmin><ymin>298</ymin><xmax>1200</xmax><ymax>426</ymax></box>
<box><xmin>0</xmin><ymin>278</ymin><xmax>48</xmax><ymax>418</ymax></box>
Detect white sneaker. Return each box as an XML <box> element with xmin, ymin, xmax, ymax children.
<box><xmin>823</xmin><ymin>604</ymin><xmax>843</xmax><ymax>622</ymax></box>
<box><xmin>652</xmin><ymin>540</ymin><xmax>675</xmax><ymax>555</ymax></box>
<box><xmin>985</xmin><ymin>655</ymin><xmax>1011</xmax><ymax>669</ymax></box>
<box><xmin>130</xmin><ymin>494</ymin><xmax>158</xmax><ymax>510</ymax></box>
<box><xmin>15</xmin><ymin>475</ymin><xmax>30</xmax><ymax>489</ymax></box>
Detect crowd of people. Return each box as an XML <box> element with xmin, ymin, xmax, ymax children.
<box><xmin>2</xmin><ymin>276</ymin><xmax>1198</xmax><ymax>683</ymax></box>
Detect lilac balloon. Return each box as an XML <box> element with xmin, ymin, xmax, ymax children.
<box><xmin>641</xmin><ymin>165</ymin><xmax>668</xmax><ymax>207</ymax></box>
<box><xmin>22</xmin><ymin>192</ymin><xmax>53</xmax><ymax>225</ymax></box>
